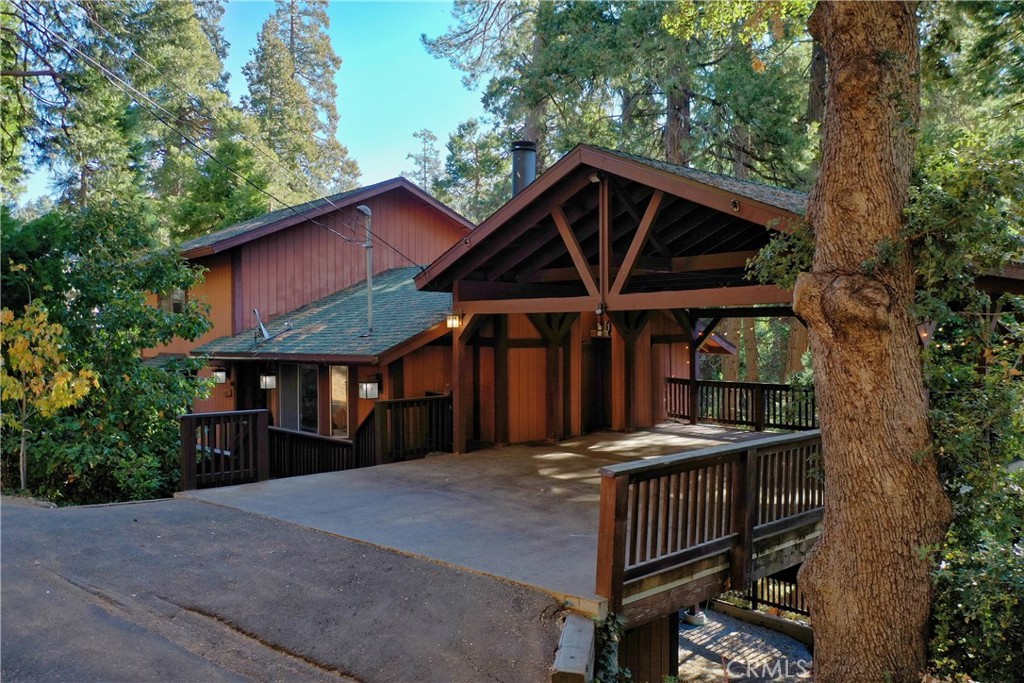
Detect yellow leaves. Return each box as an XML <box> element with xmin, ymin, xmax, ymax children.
<box><xmin>751</xmin><ymin>56</ymin><xmax>767</xmax><ymax>73</ymax></box>
<box><xmin>1</xmin><ymin>302</ymin><xmax>97</xmax><ymax>423</ymax></box>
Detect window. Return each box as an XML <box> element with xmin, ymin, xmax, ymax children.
<box><xmin>278</xmin><ymin>364</ymin><xmax>319</xmax><ymax>434</ymax></box>
<box><xmin>158</xmin><ymin>288</ymin><xmax>187</xmax><ymax>314</ymax></box>
<box><xmin>331</xmin><ymin>366</ymin><xmax>349</xmax><ymax>438</ymax></box>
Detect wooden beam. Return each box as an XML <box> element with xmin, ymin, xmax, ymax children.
<box><xmin>607</xmin><ymin>285</ymin><xmax>792</xmax><ymax>311</ymax></box>
<box><xmin>495</xmin><ymin>315</ymin><xmax>509</xmax><ymax>444</ymax></box>
<box><xmin>694</xmin><ymin>317</ymin><xmax>722</xmax><ymax>350</ymax></box>
<box><xmin>461</xmin><ymin>296</ymin><xmax>600</xmax><ymax>315</ymax></box>
<box><xmin>579</xmin><ymin>147</ymin><xmax>802</xmax><ymax>229</ymax></box>
<box><xmin>552</xmin><ymin>205</ymin><xmax>600</xmax><ymax>297</ymax></box>
<box><xmin>599</xmin><ymin>178</ymin><xmax>611</xmax><ymax>300</ymax></box>
<box><xmin>457</xmin><ymin>280</ymin><xmax>585</xmax><ymax>301</ymax></box>
<box><xmin>677</xmin><ymin>305</ymin><xmax>794</xmax><ymax>319</ymax></box>
<box><xmin>610</xmin><ymin>190</ymin><xmax>664</xmax><ymax>297</ymax></box>
<box><xmin>668</xmin><ymin>250</ymin><xmax>760</xmax><ymax>272</ymax></box>
<box><xmin>609</xmin><ymin>176</ymin><xmax>672</xmax><ymax>257</ymax></box>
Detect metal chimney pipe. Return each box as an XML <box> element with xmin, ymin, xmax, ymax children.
<box><xmin>511</xmin><ymin>140</ymin><xmax>537</xmax><ymax>197</ymax></box>
<box><xmin>356</xmin><ymin>205</ymin><xmax>373</xmax><ymax>336</ymax></box>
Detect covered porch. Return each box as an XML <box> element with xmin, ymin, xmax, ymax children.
<box><xmin>415</xmin><ymin>144</ymin><xmax>813</xmax><ymax>454</ymax></box>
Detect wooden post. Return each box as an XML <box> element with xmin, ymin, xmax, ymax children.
<box><xmin>255</xmin><ymin>409</ymin><xmax>270</xmax><ymax>482</ymax></box>
<box><xmin>495</xmin><ymin>315</ymin><xmax>509</xmax><ymax>444</ymax></box>
<box><xmin>596</xmin><ymin>473</ymin><xmax>629</xmax><ymax>611</ymax></box>
<box><xmin>547</xmin><ymin>341</ymin><xmax>561</xmax><ymax>440</ymax></box>
<box><xmin>688</xmin><ymin>341</ymin><xmax>699</xmax><ymax>425</ymax></box>
<box><xmin>179</xmin><ymin>415</ymin><xmax>197</xmax><ymax>491</ymax></box>
<box><xmin>754</xmin><ymin>384</ymin><xmax>766</xmax><ymax>432</ymax></box>
<box><xmin>451</xmin><ymin>310</ymin><xmax>476</xmax><ymax>454</ymax></box>
<box><xmin>375</xmin><ymin>402</ymin><xmax>389</xmax><ymax>464</ymax></box>
<box><xmin>730</xmin><ymin>447</ymin><xmax>757</xmax><ymax>589</ymax></box>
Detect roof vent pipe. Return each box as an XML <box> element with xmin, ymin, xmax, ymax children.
<box><xmin>511</xmin><ymin>140</ymin><xmax>537</xmax><ymax>197</ymax></box>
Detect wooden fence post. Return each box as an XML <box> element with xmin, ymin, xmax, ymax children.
<box><xmin>753</xmin><ymin>384</ymin><xmax>766</xmax><ymax>432</ymax></box>
<box><xmin>255</xmin><ymin>410</ymin><xmax>270</xmax><ymax>481</ymax></box>
<box><xmin>730</xmin><ymin>447</ymin><xmax>757</xmax><ymax>590</ymax></box>
<box><xmin>375</xmin><ymin>402</ymin><xmax>390</xmax><ymax>464</ymax></box>
<box><xmin>179</xmin><ymin>416</ymin><xmax>197</xmax><ymax>491</ymax></box>
<box><xmin>596</xmin><ymin>473</ymin><xmax>629</xmax><ymax>612</ymax></box>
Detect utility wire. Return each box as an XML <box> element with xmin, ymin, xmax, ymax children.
<box><xmin>49</xmin><ymin>7</ymin><xmax>425</xmax><ymax>270</ymax></box>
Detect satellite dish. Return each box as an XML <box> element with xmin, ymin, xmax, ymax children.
<box><xmin>253</xmin><ymin>308</ymin><xmax>271</xmax><ymax>340</ymax></box>
<box><xmin>253</xmin><ymin>309</ymin><xmax>292</xmax><ymax>343</ymax></box>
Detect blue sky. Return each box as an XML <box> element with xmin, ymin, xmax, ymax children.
<box><xmin>23</xmin><ymin>1</ymin><xmax>487</xmax><ymax>199</ymax></box>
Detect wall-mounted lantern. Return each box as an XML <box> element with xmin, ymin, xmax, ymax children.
<box><xmin>446</xmin><ymin>311</ymin><xmax>463</xmax><ymax>329</ymax></box>
<box><xmin>212</xmin><ymin>368</ymin><xmax>228</xmax><ymax>384</ymax></box>
<box><xmin>358</xmin><ymin>377</ymin><xmax>380</xmax><ymax>400</ymax></box>
<box><xmin>259</xmin><ymin>373</ymin><xmax>277</xmax><ymax>390</ymax></box>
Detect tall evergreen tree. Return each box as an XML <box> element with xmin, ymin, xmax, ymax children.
<box><xmin>436</xmin><ymin>118</ymin><xmax>510</xmax><ymax>222</ymax></box>
<box><xmin>404</xmin><ymin>128</ymin><xmax>443</xmax><ymax>194</ymax></box>
<box><xmin>243</xmin><ymin>0</ymin><xmax>359</xmax><ymax>198</ymax></box>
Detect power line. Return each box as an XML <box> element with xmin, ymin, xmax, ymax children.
<box><xmin>46</xmin><ymin>6</ymin><xmax>425</xmax><ymax>270</ymax></box>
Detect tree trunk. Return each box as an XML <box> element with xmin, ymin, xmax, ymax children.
<box><xmin>720</xmin><ymin>318</ymin><xmax>741</xmax><ymax>381</ymax></box>
<box><xmin>795</xmin><ymin>3</ymin><xmax>951</xmax><ymax>681</ymax></box>
<box><xmin>742</xmin><ymin>318</ymin><xmax>759</xmax><ymax>382</ymax></box>
<box><xmin>19</xmin><ymin>427</ymin><xmax>28</xmax><ymax>490</ymax></box>
<box><xmin>806</xmin><ymin>41</ymin><xmax>827</xmax><ymax>125</ymax></box>
<box><xmin>784</xmin><ymin>317</ymin><xmax>809</xmax><ymax>379</ymax></box>
<box><xmin>664</xmin><ymin>82</ymin><xmax>691</xmax><ymax>165</ymax></box>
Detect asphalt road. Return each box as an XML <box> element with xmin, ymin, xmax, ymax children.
<box><xmin>1</xmin><ymin>496</ymin><xmax>565</xmax><ymax>683</ymax></box>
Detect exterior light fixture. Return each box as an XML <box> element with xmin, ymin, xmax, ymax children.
<box><xmin>916</xmin><ymin>320</ymin><xmax>938</xmax><ymax>347</ymax></box>
<box><xmin>730</xmin><ymin>199</ymin><xmax>741</xmax><ymax>212</ymax></box>
<box><xmin>212</xmin><ymin>369</ymin><xmax>228</xmax><ymax>384</ymax></box>
<box><xmin>358</xmin><ymin>378</ymin><xmax>380</xmax><ymax>400</ymax></box>
<box><xmin>446</xmin><ymin>311</ymin><xmax>462</xmax><ymax>329</ymax></box>
<box><xmin>259</xmin><ymin>373</ymin><xmax>277</xmax><ymax>390</ymax></box>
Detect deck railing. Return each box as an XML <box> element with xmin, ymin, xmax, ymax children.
<box><xmin>595</xmin><ymin>430</ymin><xmax>823</xmax><ymax>619</ymax></box>
<box><xmin>268</xmin><ymin>427</ymin><xmax>356</xmax><ymax>478</ymax></box>
<box><xmin>180</xmin><ymin>409</ymin><xmax>269</xmax><ymax>490</ymax></box>
<box><xmin>375</xmin><ymin>394</ymin><xmax>453</xmax><ymax>462</ymax></box>
<box><xmin>665</xmin><ymin>379</ymin><xmax>817</xmax><ymax>431</ymax></box>
<box><xmin>180</xmin><ymin>397</ymin><xmax>453</xmax><ymax>489</ymax></box>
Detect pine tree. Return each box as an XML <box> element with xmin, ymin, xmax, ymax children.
<box><xmin>405</xmin><ymin>128</ymin><xmax>443</xmax><ymax>194</ymax></box>
<box><xmin>243</xmin><ymin>0</ymin><xmax>359</xmax><ymax>198</ymax></box>
<box><xmin>436</xmin><ymin>119</ymin><xmax>511</xmax><ymax>223</ymax></box>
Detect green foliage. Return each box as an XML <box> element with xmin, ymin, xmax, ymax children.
<box><xmin>930</xmin><ymin>470</ymin><xmax>1024</xmax><ymax>679</ymax></box>
<box><xmin>242</xmin><ymin>0</ymin><xmax>359</xmax><ymax>197</ymax></box>
<box><xmin>435</xmin><ymin>118</ymin><xmax>511</xmax><ymax>222</ymax></box>
<box><xmin>0</xmin><ymin>203</ymin><xmax>211</xmax><ymax>503</ymax></box>
<box><xmin>404</xmin><ymin>128</ymin><xmax>444</xmax><ymax>195</ymax></box>
<box><xmin>592</xmin><ymin>612</ymin><xmax>631</xmax><ymax>683</ymax></box>
<box><xmin>747</xmin><ymin>219</ymin><xmax>813</xmax><ymax>291</ymax></box>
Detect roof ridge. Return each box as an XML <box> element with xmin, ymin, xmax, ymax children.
<box><xmin>584</xmin><ymin>144</ymin><xmax>808</xmax><ymax>197</ymax></box>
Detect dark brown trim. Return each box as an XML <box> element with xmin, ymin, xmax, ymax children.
<box><xmin>182</xmin><ymin>177</ymin><xmax>474</xmax><ymax>260</ymax></box>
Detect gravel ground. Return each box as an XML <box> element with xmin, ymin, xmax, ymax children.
<box><xmin>678</xmin><ymin>609</ymin><xmax>813</xmax><ymax>682</ymax></box>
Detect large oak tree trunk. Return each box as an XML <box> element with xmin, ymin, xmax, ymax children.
<box><xmin>795</xmin><ymin>3</ymin><xmax>951</xmax><ymax>681</ymax></box>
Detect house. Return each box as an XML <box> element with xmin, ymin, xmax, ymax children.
<box><xmin>415</xmin><ymin>143</ymin><xmax>809</xmax><ymax>453</ymax></box>
<box><xmin>145</xmin><ymin>177</ymin><xmax>473</xmax><ymax>441</ymax></box>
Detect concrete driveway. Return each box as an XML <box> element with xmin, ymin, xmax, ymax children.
<box><xmin>1</xmin><ymin>496</ymin><xmax>564</xmax><ymax>683</ymax></box>
<box><xmin>183</xmin><ymin>424</ymin><xmax>762</xmax><ymax>613</ymax></box>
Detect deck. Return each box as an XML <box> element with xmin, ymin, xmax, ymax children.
<box><xmin>180</xmin><ymin>423</ymin><xmax>770</xmax><ymax>614</ymax></box>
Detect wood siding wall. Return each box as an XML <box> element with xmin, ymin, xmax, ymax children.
<box><xmin>506</xmin><ymin>314</ymin><xmax>547</xmax><ymax>443</ymax></box>
<box><xmin>144</xmin><ymin>252</ymin><xmax>234</xmax><ymax>357</ymax></box>
<box><xmin>237</xmin><ymin>189</ymin><xmax>467</xmax><ymax>327</ymax></box>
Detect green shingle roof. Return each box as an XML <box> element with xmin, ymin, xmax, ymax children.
<box><xmin>194</xmin><ymin>267</ymin><xmax>451</xmax><ymax>361</ymax></box>
<box><xmin>592</xmin><ymin>146</ymin><xmax>809</xmax><ymax>216</ymax></box>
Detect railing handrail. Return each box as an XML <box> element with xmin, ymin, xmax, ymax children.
<box><xmin>268</xmin><ymin>426</ymin><xmax>354</xmax><ymax>446</ymax></box>
<box><xmin>376</xmin><ymin>394</ymin><xmax>452</xmax><ymax>407</ymax></box>
<box><xmin>665</xmin><ymin>377</ymin><xmax>811</xmax><ymax>392</ymax></box>
<box><xmin>181</xmin><ymin>408</ymin><xmax>268</xmax><ymax>420</ymax></box>
<box><xmin>600</xmin><ymin>429</ymin><xmax>822</xmax><ymax>479</ymax></box>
